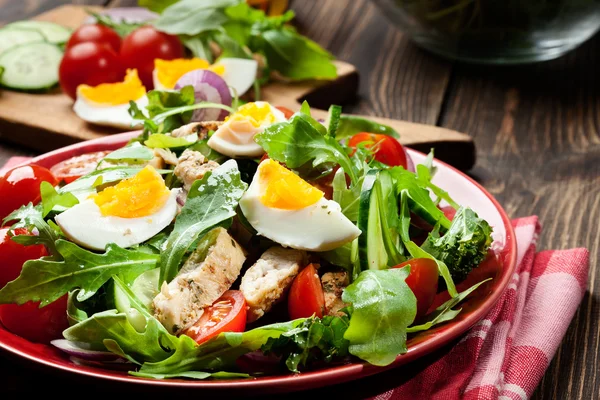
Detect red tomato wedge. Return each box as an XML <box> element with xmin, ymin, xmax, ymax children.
<box><xmin>183</xmin><ymin>290</ymin><xmax>247</xmax><ymax>345</ymax></box>
<box><xmin>348</xmin><ymin>132</ymin><xmax>408</xmax><ymax>168</ymax></box>
<box><xmin>288</xmin><ymin>264</ymin><xmax>325</xmax><ymax>320</ymax></box>
<box><xmin>393</xmin><ymin>258</ymin><xmax>439</xmax><ymax>319</ymax></box>
<box><xmin>0</xmin><ymin>165</ymin><xmax>58</xmax><ymax>223</ymax></box>
<box><xmin>50</xmin><ymin>151</ymin><xmax>112</xmax><ymax>184</ymax></box>
<box><xmin>275</xmin><ymin>106</ymin><xmax>295</xmax><ymax>119</ymax></box>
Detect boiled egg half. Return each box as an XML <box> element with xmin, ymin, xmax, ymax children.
<box><xmin>152</xmin><ymin>57</ymin><xmax>258</xmax><ymax>96</ymax></box>
<box><xmin>56</xmin><ymin>166</ymin><xmax>178</xmax><ymax>251</ymax></box>
<box><xmin>239</xmin><ymin>159</ymin><xmax>361</xmax><ymax>251</ymax></box>
<box><xmin>207</xmin><ymin>101</ymin><xmax>286</xmax><ymax>158</ymax></box>
<box><xmin>73</xmin><ymin>69</ymin><xmax>148</xmax><ymax>129</ymax></box>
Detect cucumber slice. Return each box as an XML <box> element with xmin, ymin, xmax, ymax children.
<box><xmin>5</xmin><ymin>21</ymin><xmax>72</xmax><ymax>44</ymax></box>
<box><xmin>130</xmin><ymin>268</ymin><xmax>160</xmax><ymax>309</ymax></box>
<box><xmin>358</xmin><ymin>169</ymin><xmax>388</xmax><ymax>271</ymax></box>
<box><xmin>0</xmin><ymin>42</ymin><xmax>63</xmax><ymax>90</ymax></box>
<box><xmin>0</xmin><ymin>28</ymin><xmax>45</xmax><ymax>56</ymax></box>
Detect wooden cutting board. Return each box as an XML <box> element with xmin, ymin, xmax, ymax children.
<box><xmin>0</xmin><ymin>5</ymin><xmax>475</xmax><ymax>170</ymax></box>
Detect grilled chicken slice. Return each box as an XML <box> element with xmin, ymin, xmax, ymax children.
<box><xmin>152</xmin><ymin>227</ymin><xmax>246</xmax><ymax>335</ymax></box>
<box><xmin>321</xmin><ymin>271</ymin><xmax>349</xmax><ymax>317</ymax></box>
<box><xmin>173</xmin><ymin>149</ymin><xmax>220</xmax><ymax>191</ymax></box>
<box><xmin>171</xmin><ymin>121</ymin><xmax>223</xmax><ymax>139</ymax></box>
<box><xmin>240</xmin><ymin>247</ymin><xmax>307</xmax><ymax>322</ymax></box>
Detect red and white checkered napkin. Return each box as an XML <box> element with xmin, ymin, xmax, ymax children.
<box><xmin>370</xmin><ymin>217</ymin><xmax>589</xmax><ymax>400</ymax></box>
<box><xmin>1</xmin><ymin>158</ymin><xmax>590</xmax><ymax>399</ymax></box>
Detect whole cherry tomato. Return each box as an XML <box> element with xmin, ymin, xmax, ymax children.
<box><xmin>348</xmin><ymin>132</ymin><xmax>408</xmax><ymax>168</ymax></box>
<box><xmin>0</xmin><ymin>228</ymin><xmax>66</xmax><ymax>344</ymax></box>
<box><xmin>59</xmin><ymin>42</ymin><xmax>125</xmax><ymax>100</ymax></box>
<box><xmin>50</xmin><ymin>151</ymin><xmax>112</xmax><ymax>184</ymax></box>
<box><xmin>65</xmin><ymin>24</ymin><xmax>122</xmax><ymax>52</ymax></box>
<box><xmin>120</xmin><ymin>26</ymin><xmax>184</xmax><ymax>89</ymax></box>
<box><xmin>288</xmin><ymin>264</ymin><xmax>325</xmax><ymax>320</ymax></box>
<box><xmin>393</xmin><ymin>258</ymin><xmax>439</xmax><ymax>319</ymax></box>
<box><xmin>182</xmin><ymin>290</ymin><xmax>247</xmax><ymax>345</ymax></box>
<box><xmin>0</xmin><ymin>165</ymin><xmax>58</xmax><ymax>223</ymax></box>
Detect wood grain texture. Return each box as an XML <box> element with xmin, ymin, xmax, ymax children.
<box><xmin>438</xmin><ymin>33</ymin><xmax>600</xmax><ymax>400</ymax></box>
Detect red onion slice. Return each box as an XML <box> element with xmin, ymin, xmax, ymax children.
<box><xmin>84</xmin><ymin>7</ymin><xmax>159</xmax><ymax>24</ymax></box>
<box><xmin>51</xmin><ymin>339</ymin><xmax>124</xmax><ymax>362</ymax></box>
<box><xmin>406</xmin><ymin>150</ymin><xmax>415</xmax><ymax>172</ymax></box>
<box><xmin>174</xmin><ymin>70</ymin><xmax>232</xmax><ymax>121</ymax></box>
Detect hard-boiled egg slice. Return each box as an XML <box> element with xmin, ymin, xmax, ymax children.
<box><xmin>239</xmin><ymin>159</ymin><xmax>361</xmax><ymax>251</ymax></box>
<box><xmin>153</xmin><ymin>58</ymin><xmax>213</xmax><ymax>90</ymax></box>
<box><xmin>211</xmin><ymin>57</ymin><xmax>258</xmax><ymax>96</ymax></box>
<box><xmin>73</xmin><ymin>69</ymin><xmax>148</xmax><ymax>130</ymax></box>
<box><xmin>207</xmin><ymin>101</ymin><xmax>286</xmax><ymax>158</ymax></box>
<box><xmin>56</xmin><ymin>166</ymin><xmax>178</xmax><ymax>251</ymax></box>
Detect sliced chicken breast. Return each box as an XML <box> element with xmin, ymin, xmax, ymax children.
<box><xmin>152</xmin><ymin>227</ymin><xmax>246</xmax><ymax>334</ymax></box>
<box><xmin>321</xmin><ymin>271</ymin><xmax>349</xmax><ymax>317</ymax></box>
<box><xmin>240</xmin><ymin>246</ymin><xmax>307</xmax><ymax>322</ymax></box>
<box><xmin>173</xmin><ymin>149</ymin><xmax>220</xmax><ymax>191</ymax></box>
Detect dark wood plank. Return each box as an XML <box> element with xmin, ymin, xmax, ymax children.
<box><xmin>438</xmin><ymin>33</ymin><xmax>600</xmax><ymax>400</ymax></box>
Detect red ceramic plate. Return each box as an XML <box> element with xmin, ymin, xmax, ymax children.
<box><xmin>0</xmin><ymin>132</ymin><xmax>517</xmax><ymax>394</ymax></box>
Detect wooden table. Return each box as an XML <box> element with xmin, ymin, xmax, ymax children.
<box><xmin>1</xmin><ymin>1</ymin><xmax>598</xmax><ymax>398</ymax></box>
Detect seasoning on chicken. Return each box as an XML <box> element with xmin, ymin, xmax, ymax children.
<box><xmin>152</xmin><ymin>227</ymin><xmax>246</xmax><ymax>335</ymax></box>
<box><xmin>240</xmin><ymin>246</ymin><xmax>307</xmax><ymax>322</ymax></box>
<box><xmin>171</xmin><ymin>121</ymin><xmax>223</xmax><ymax>139</ymax></box>
<box><xmin>173</xmin><ymin>149</ymin><xmax>220</xmax><ymax>191</ymax></box>
<box><xmin>321</xmin><ymin>271</ymin><xmax>349</xmax><ymax>317</ymax></box>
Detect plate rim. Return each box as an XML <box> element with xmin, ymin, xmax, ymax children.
<box><xmin>0</xmin><ymin>131</ymin><xmax>517</xmax><ymax>392</ymax></box>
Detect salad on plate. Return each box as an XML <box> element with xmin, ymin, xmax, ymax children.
<box><xmin>0</xmin><ymin>82</ymin><xmax>499</xmax><ymax>379</ymax></box>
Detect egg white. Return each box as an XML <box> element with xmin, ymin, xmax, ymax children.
<box><xmin>55</xmin><ymin>189</ymin><xmax>179</xmax><ymax>251</ymax></box>
<box><xmin>207</xmin><ymin>102</ymin><xmax>286</xmax><ymax>158</ymax></box>
<box><xmin>239</xmin><ymin>170</ymin><xmax>361</xmax><ymax>252</ymax></box>
<box><xmin>73</xmin><ymin>94</ymin><xmax>148</xmax><ymax>130</ymax></box>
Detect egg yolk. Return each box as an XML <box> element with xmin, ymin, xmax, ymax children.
<box><xmin>78</xmin><ymin>69</ymin><xmax>146</xmax><ymax>106</ymax></box>
<box><xmin>229</xmin><ymin>102</ymin><xmax>277</xmax><ymax>128</ymax></box>
<box><xmin>155</xmin><ymin>58</ymin><xmax>225</xmax><ymax>89</ymax></box>
<box><xmin>259</xmin><ymin>159</ymin><xmax>323</xmax><ymax>210</ymax></box>
<box><xmin>92</xmin><ymin>166</ymin><xmax>170</xmax><ymax>218</ymax></box>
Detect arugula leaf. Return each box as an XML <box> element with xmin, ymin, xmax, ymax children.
<box><xmin>136</xmin><ymin>320</ymin><xmax>304</xmax><ymax>375</ymax></box>
<box><xmin>335</xmin><ymin>115</ymin><xmax>400</xmax><ymax>141</ymax></box>
<box><xmin>103</xmin><ymin>143</ymin><xmax>154</xmax><ymax>162</ymax></box>
<box><xmin>416</xmin><ymin>163</ymin><xmax>459</xmax><ymax>209</ymax></box>
<box><xmin>153</xmin><ymin>0</ymin><xmax>241</xmax><ymax>36</ymax></box>
<box><xmin>88</xmin><ymin>11</ymin><xmax>143</xmax><ymax>37</ymax></box>
<box><xmin>259</xmin><ymin>29</ymin><xmax>337</xmax><ymax>80</ymax></box>
<box><xmin>159</xmin><ymin>160</ymin><xmax>247</xmax><ymax>285</ymax></box>
<box><xmin>407</xmin><ymin>278</ymin><xmax>492</xmax><ymax>332</ymax></box>
<box><xmin>261</xmin><ymin>315</ymin><xmax>350</xmax><ymax>372</ymax></box>
<box><xmin>0</xmin><ymin>240</ymin><xmax>158</xmax><ymax>306</ymax></box>
<box><xmin>4</xmin><ymin>203</ymin><xmax>60</xmax><ymax>257</ymax></box>
<box><xmin>342</xmin><ymin>268</ymin><xmax>417</xmax><ymax>366</ymax></box>
<box><xmin>145</xmin><ymin>133</ymin><xmax>198</xmax><ymax>149</ymax></box>
<box><xmin>421</xmin><ymin>207</ymin><xmax>493</xmax><ymax>284</ymax></box>
<box><xmin>40</xmin><ymin>182</ymin><xmax>79</xmax><ymax>217</ymax></box>
<box><xmin>256</xmin><ymin>112</ymin><xmax>357</xmax><ymax>182</ymax></box>
<box><xmin>180</xmin><ymin>34</ymin><xmax>215</xmax><ymax>61</ymax></box>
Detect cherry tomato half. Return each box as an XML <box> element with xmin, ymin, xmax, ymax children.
<box><xmin>0</xmin><ymin>165</ymin><xmax>58</xmax><ymax>223</ymax></box>
<box><xmin>393</xmin><ymin>258</ymin><xmax>439</xmax><ymax>319</ymax></box>
<box><xmin>65</xmin><ymin>24</ymin><xmax>122</xmax><ymax>53</ymax></box>
<box><xmin>183</xmin><ymin>290</ymin><xmax>247</xmax><ymax>345</ymax></box>
<box><xmin>288</xmin><ymin>264</ymin><xmax>325</xmax><ymax>320</ymax></box>
<box><xmin>59</xmin><ymin>42</ymin><xmax>125</xmax><ymax>100</ymax></box>
<box><xmin>0</xmin><ymin>228</ymin><xmax>47</xmax><ymax>288</ymax></box>
<box><xmin>275</xmin><ymin>106</ymin><xmax>295</xmax><ymax>119</ymax></box>
<box><xmin>0</xmin><ymin>228</ymin><xmax>66</xmax><ymax>343</ymax></box>
<box><xmin>348</xmin><ymin>132</ymin><xmax>408</xmax><ymax>168</ymax></box>
<box><xmin>120</xmin><ymin>26</ymin><xmax>184</xmax><ymax>89</ymax></box>
<box><xmin>50</xmin><ymin>151</ymin><xmax>112</xmax><ymax>184</ymax></box>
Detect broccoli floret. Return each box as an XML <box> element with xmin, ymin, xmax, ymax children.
<box><xmin>421</xmin><ymin>207</ymin><xmax>493</xmax><ymax>283</ymax></box>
